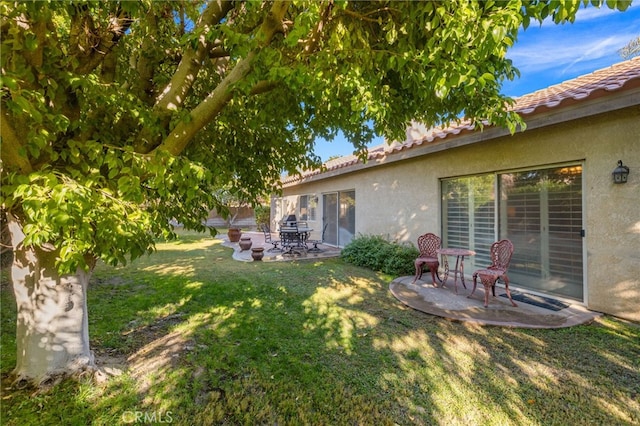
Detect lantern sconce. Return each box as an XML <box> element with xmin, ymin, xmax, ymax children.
<box><xmin>612</xmin><ymin>160</ymin><xmax>630</xmax><ymax>184</ymax></box>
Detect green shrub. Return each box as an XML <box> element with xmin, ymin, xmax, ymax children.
<box><xmin>382</xmin><ymin>243</ymin><xmax>421</xmax><ymax>276</ymax></box>
<box><xmin>341</xmin><ymin>234</ymin><xmax>419</xmax><ymax>276</ymax></box>
<box><xmin>254</xmin><ymin>204</ymin><xmax>271</xmax><ymax>227</ymax></box>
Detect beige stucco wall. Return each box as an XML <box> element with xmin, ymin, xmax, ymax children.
<box><xmin>279</xmin><ymin>105</ymin><xmax>640</xmax><ymax>321</ymax></box>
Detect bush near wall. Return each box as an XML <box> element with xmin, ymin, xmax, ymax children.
<box><xmin>341</xmin><ymin>234</ymin><xmax>419</xmax><ymax>276</ymax></box>
<box><xmin>254</xmin><ymin>204</ymin><xmax>271</xmax><ymax>227</ymax></box>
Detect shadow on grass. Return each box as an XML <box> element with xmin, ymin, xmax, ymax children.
<box><xmin>1</xmin><ymin>233</ymin><xmax>639</xmax><ymax>425</ymax></box>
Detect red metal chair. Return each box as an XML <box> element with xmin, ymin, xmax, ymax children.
<box><xmin>412</xmin><ymin>233</ymin><xmax>442</xmax><ymax>286</ymax></box>
<box><xmin>468</xmin><ymin>239</ymin><xmax>518</xmax><ymax>308</ymax></box>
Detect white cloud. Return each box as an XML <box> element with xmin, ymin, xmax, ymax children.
<box><xmin>562</xmin><ymin>36</ymin><xmax>628</xmax><ymax>73</ymax></box>
<box><xmin>502</xmin><ymin>4</ymin><xmax>640</xmax><ymax>95</ymax></box>
<box><xmin>508</xmin><ymin>5</ymin><xmax>640</xmax><ymax>76</ymax></box>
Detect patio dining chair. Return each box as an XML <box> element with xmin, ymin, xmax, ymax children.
<box><xmin>412</xmin><ymin>233</ymin><xmax>442</xmax><ymax>286</ymax></box>
<box><xmin>279</xmin><ymin>225</ymin><xmax>305</xmax><ymax>255</ymax></box>
<box><xmin>261</xmin><ymin>224</ymin><xmax>282</xmax><ymax>252</ymax></box>
<box><xmin>468</xmin><ymin>239</ymin><xmax>518</xmax><ymax>308</ymax></box>
<box><xmin>308</xmin><ymin>223</ymin><xmax>328</xmax><ymax>253</ymax></box>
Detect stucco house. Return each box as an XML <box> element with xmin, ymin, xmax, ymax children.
<box><xmin>272</xmin><ymin>57</ymin><xmax>640</xmax><ymax>322</ymax></box>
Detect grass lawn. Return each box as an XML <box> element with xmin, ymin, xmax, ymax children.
<box><xmin>1</xmin><ymin>230</ymin><xmax>639</xmax><ymax>425</ymax></box>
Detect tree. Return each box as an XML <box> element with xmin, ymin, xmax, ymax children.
<box><xmin>619</xmin><ymin>35</ymin><xmax>640</xmax><ymax>59</ymax></box>
<box><xmin>0</xmin><ymin>0</ymin><xmax>631</xmax><ymax>387</ymax></box>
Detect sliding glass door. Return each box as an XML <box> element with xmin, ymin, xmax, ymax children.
<box><xmin>442</xmin><ymin>164</ymin><xmax>584</xmax><ymax>300</ymax></box>
<box><xmin>441</xmin><ymin>176</ymin><xmax>495</xmax><ymax>269</ymax></box>
<box><xmin>323</xmin><ymin>190</ymin><xmax>356</xmax><ymax>247</ymax></box>
<box><xmin>500</xmin><ymin>166</ymin><xmax>583</xmax><ymax>299</ymax></box>
<box><xmin>323</xmin><ymin>193</ymin><xmax>338</xmax><ymax>246</ymax></box>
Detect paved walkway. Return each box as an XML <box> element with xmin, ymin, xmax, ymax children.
<box><xmin>222</xmin><ymin>231</ymin><xmax>601</xmax><ymax>328</ymax></box>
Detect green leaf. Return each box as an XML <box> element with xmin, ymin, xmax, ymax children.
<box><xmin>491</xmin><ymin>26</ymin><xmax>506</xmax><ymax>43</ymax></box>
<box><xmin>482</xmin><ymin>72</ymin><xmax>495</xmax><ymax>82</ymax></box>
<box><xmin>24</xmin><ymin>34</ymin><xmax>38</xmax><ymax>50</ymax></box>
<box><xmin>1</xmin><ymin>75</ymin><xmax>18</xmax><ymax>90</ymax></box>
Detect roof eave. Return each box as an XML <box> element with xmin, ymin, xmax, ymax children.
<box><xmin>282</xmin><ymin>85</ymin><xmax>640</xmax><ymax>188</ymax></box>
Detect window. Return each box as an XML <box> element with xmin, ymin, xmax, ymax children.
<box><xmin>299</xmin><ymin>194</ymin><xmax>317</xmax><ymax>221</ymax></box>
<box><xmin>442</xmin><ymin>164</ymin><xmax>584</xmax><ymax>300</ymax></box>
<box><xmin>442</xmin><ymin>175</ymin><xmax>495</xmax><ymax>268</ymax></box>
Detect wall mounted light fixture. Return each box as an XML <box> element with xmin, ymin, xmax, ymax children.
<box><xmin>612</xmin><ymin>160</ymin><xmax>630</xmax><ymax>184</ymax></box>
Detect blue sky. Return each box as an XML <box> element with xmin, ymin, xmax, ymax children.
<box><xmin>314</xmin><ymin>2</ymin><xmax>640</xmax><ymax>162</ymax></box>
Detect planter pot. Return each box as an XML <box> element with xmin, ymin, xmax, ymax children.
<box><xmin>239</xmin><ymin>237</ymin><xmax>252</xmax><ymax>251</ymax></box>
<box><xmin>227</xmin><ymin>228</ymin><xmax>241</xmax><ymax>242</ymax></box>
<box><xmin>251</xmin><ymin>247</ymin><xmax>265</xmax><ymax>261</ymax></box>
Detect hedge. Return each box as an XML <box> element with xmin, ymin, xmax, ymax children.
<box><xmin>340</xmin><ymin>234</ymin><xmax>419</xmax><ymax>276</ymax></box>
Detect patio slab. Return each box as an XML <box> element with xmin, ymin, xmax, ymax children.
<box><xmin>222</xmin><ymin>232</ymin><xmax>601</xmax><ymax>328</ymax></box>
<box><xmin>220</xmin><ymin>231</ymin><xmax>341</xmax><ymax>262</ymax></box>
<box><xmin>390</xmin><ymin>276</ymin><xmax>602</xmax><ymax>329</ymax></box>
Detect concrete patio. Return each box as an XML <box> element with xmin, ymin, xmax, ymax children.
<box><xmin>221</xmin><ymin>231</ymin><xmax>602</xmax><ymax>329</ymax></box>
<box><xmin>389</xmin><ymin>276</ymin><xmax>602</xmax><ymax>329</ymax></box>
<box><xmin>220</xmin><ymin>231</ymin><xmax>342</xmax><ymax>262</ymax></box>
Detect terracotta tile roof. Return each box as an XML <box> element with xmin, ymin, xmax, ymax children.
<box><xmin>515</xmin><ymin>56</ymin><xmax>640</xmax><ymax>114</ymax></box>
<box><xmin>282</xmin><ymin>57</ymin><xmax>640</xmax><ymax>185</ymax></box>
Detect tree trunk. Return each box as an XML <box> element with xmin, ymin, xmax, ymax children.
<box><xmin>6</xmin><ymin>215</ymin><xmax>94</xmax><ymax>386</ymax></box>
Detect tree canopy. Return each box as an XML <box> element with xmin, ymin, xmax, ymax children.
<box><xmin>1</xmin><ymin>0</ymin><xmax>632</xmax><ymax>273</ymax></box>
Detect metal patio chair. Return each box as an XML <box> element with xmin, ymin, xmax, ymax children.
<box><xmin>412</xmin><ymin>233</ymin><xmax>442</xmax><ymax>286</ymax></box>
<box><xmin>468</xmin><ymin>239</ymin><xmax>518</xmax><ymax>308</ymax></box>
<box><xmin>308</xmin><ymin>223</ymin><xmax>328</xmax><ymax>253</ymax></box>
<box><xmin>279</xmin><ymin>224</ymin><xmax>306</xmax><ymax>255</ymax></box>
<box><xmin>261</xmin><ymin>224</ymin><xmax>282</xmax><ymax>252</ymax></box>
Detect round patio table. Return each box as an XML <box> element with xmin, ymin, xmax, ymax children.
<box><xmin>437</xmin><ymin>248</ymin><xmax>476</xmax><ymax>294</ymax></box>
<box><xmin>279</xmin><ymin>227</ymin><xmax>313</xmax><ymax>255</ymax></box>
